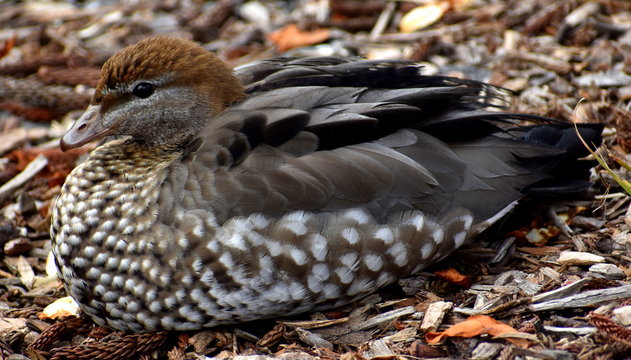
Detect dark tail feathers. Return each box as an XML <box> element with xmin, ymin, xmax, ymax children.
<box><xmin>520</xmin><ymin>123</ymin><xmax>603</xmax><ymax>195</ymax></box>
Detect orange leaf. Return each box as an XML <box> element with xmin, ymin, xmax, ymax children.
<box><xmin>8</xmin><ymin>147</ymin><xmax>91</xmax><ymax>187</ymax></box>
<box><xmin>0</xmin><ymin>34</ymin><xmax>15</xmax><ymax>60</ymax></box>
<box><xmin>435</xmin><ymin>268</ymin><xmax>471</xmax><ymax>288</ymax></box>
<box><xmin>268</xmin><ymin>24</ymin><xmax>330</xmax><ymax>52</ymax></box>
<box><xmin>425</xmin><ymin>315</ymin><xmax>530</xmax><ymax>347</ymax></box>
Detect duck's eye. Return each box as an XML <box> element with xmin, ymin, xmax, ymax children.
<box><xmin>132</xmin><ymin>82</ymin><xmax>154</xmax><ymax>98</ymax></box>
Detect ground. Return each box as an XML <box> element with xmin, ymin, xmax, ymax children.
<box><xmin>0</xmin><ymin>0</ymin><xmax>630</xmax><ymax>359</ymax></box>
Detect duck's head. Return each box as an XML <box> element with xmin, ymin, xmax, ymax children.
<box><xmin>61</xmin><ymin>36</ymin><xmax>245</xmax><ymax>151</ymax></box>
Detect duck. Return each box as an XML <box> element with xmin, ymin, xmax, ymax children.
<box><xmin>51</xmin><ymin>36</ymin><xmax>602</xmax><ymax>332</ymax></box>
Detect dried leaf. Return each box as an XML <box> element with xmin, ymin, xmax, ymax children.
<box><xmin>0</xmin><ymin>101</ymin><xmax>58</xmax><ymax>122</ymax></box>
<box><xmin>46</xmin><ymin>251</ymin><xmax>59</xmax><ymax>278</ymax></box>
<box><xmin>17</xmin><ymin>255</ymin><xmax>35</xmax><ymax>289</ymax></box>
<box><xmin>40</xmin><ymin>296</ymin><xmax>80</xmax><ymax>319</ymax></box>
<box><xmin>258</xmin><ymin>323</ymin><xmax>286</xmax><ymax>347</ymax></box>
<box><xmin>0</xmin><ymin>35</ymin><xmax>16</xmax><ymax>60</ymax></box>
<box><xmin>399</xmin><ymin>2</ymin><xmax>449</xmax><ymax>33</ymax></box>
<box><xmin>0</xmin><ymin>317</ymin><xmax>29</xmax><ymax>333</ymax></box>
<box><xmin>268</xmin><ymin>24</ymin><xmax>330</xmax><ymax>51</ymax></box>
<box><xmin>8</xmin><ymin>147</ymin><xmax>91</xmax><ymax>187</ymax></box>
<box><xmin>425</xmin><ymin>314</ymin><xmax>531</xmax><ymax>347</ymax></box>
<box><xmin>452</xmin><ymin>0</ymin><xmax>475</xmax><ymax>11</ymax></box>
<box><xmin>435</xmin><ymin>268</ymin><xmax>471</xmax><ymax>288</ymax></box>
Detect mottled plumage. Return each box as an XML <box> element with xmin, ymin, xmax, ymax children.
<box><xmin>51</xmin><ymin>36</ymin><xmax>602</xmax><ymax>332</ymax></box>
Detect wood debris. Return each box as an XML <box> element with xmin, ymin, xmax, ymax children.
<box><xmin>0</xmin><ymin>0</ymin><xmax>629</xmax><ymax>359</ymax></box>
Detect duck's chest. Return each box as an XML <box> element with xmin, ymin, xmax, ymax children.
<box><xmin>50</xmin><ymin>145</ymin><xmax>174</xmax><ymax>303</ymax></box>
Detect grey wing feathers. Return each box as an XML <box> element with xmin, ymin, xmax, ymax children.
<box><xmin>178</xmin><ymin>58</ymin><xmax>597</xmax><ymax>224</ymax></box>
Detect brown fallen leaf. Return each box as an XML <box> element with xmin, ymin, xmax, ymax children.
<box><xmin>268</xmin><ymin>24</ymin><xmax>330</xmax><ymax>52</ymax></box>
<box><xmin>0</xmin><ymin>35</ymin><xmax>16</xmax><ymax>60</ymax></box>
<box><xmin>425</xmin><ymin>314</ymin><xmax>531</xmax><ymax>347</ymax></box>
<box><xmin>8</xmin><ymin>147</ymin><xmax>91</xmax><ymax>187</ymax></box>
<box><xmin>0</xmin><ymin>100</ymin><xmax>58</xmax><ymax>122</ymax></box>
<box><xmin>434</xmin><ymin>267</ymin><xmax>471</xmax><ymax>288</ymax></box>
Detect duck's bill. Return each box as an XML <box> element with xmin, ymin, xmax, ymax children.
<box><xmin>60</xmin><ymin>105</ymin><xmax>113</xmax><ymax>151</ymax></box>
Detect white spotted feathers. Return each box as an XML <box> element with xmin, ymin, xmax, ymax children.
<box><xmin>51</xmin><ymin>36</ymin><xmax>602</xmax><ymax>332</ymax></box>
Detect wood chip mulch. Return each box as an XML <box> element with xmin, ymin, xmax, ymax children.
<box><xmin>1</xmin><ymin>0</ymin><xmax>630</xmax><ymax>359</ymax></box>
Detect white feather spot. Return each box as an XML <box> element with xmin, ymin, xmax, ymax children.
<box><xmin>164</xmin><ymin>296</ymin><xmax>177</xmax><ymax>309</ymax></box>
<box><xmin>86</xmin><ymin>268</ymin><xmax>101</xmax><ymax>280</ymax></box>
<box><xmin>124</xmin><ymin>278</ymin><xmax>136</xmax><ymax>292</ymax></box>
<box><xmin>462</xmin><ymin>214</ymin><xmax>473</xmax><ymax>228</ymax></box>
<box><xmin>102</xmin><ymin>291</ymin><xmax>118</xmax><ymax>303</ymax></box>
<box><xmin>192</xmin><ymin>258</ymin><xmax>203</xmax><ymax>273</ymax></box>
<box><xmin>94</xmin><ymin>253</ymin><xmax>107</xmax><ymax>266</ymax></box>
<box><xmin>218</xmin><ymin>252</ymin><xmax>234</xmax><ymax>268</ymax></box>
<box><xmin>177</xmin><ymin>235</ymin><xmax>189</xmax><ymax>249</ymax></box>
<box><xmin>126</xmin><ymin>301</ymin><xmax>140</xmax><ymax>313</ymax></box>
<box><xmin>307</xmin><ymin>274</ymin><xmax>325</xmax><ymax>293</ymax></box>
<box><xmin>224</xmin><ymin>233</ymin><xmax>246</xmax><ymax>251</ymax></box>
<box><xmin>309</xmin><ymin>234</ymin><xmax>328</xmax><ymax>261</ymax></box>
<box><xmin>340</xmin><ymin>252</ymin><xmax>358</xmax><ymax>269</ymax></box>
<box><xmin>265</xmin><ymin>240</ymin><xmax>283</xmax><ymax>257</ymax></box>
<box><xmin>289</xmin><ymin>247</ymin><xmax>308</xmax><ymax>265</ymax></box>
<box><xmin>67</xmin><ymin>235</ymin><xmax>81</xmax><ymax>246</ymax></box>
<box><xmin>421</xmin><ymin>242</ymin><xmax>434</xmax><ymax>259</ymax></box>
<box><xmin>376</xmin><ymin>272</ymin><xmax>394</xmax><ymax>287</ymax></box>
<box><xmin>83</xmin><ymin>246</ymin><xmax>97</xmax><ymax>258</ymax></box>
<box><xmin>342</xmin><ymin>227</ymin><xmax>360</xmax><ymax>244</ymax></box>
<box><xmin>91</xmin><ymin>231</ymin><xmax>106</xmax><ymax>243</ymax></box>
<box><xmin>364</xmin><ymin>253</ymin><xmax>383</xmax><ymax>271</ymax></box>
<box><xmin>105</xmin><ymin>235</ymin><xmax>117</xmax><ymax>249</ymax></box>
<box><xmin>288</xmin><ymin>282</ymin><xmax>307</xmax><ymax>301</ymax></box>
<box><xmin>347</xmin><ymin>278</ymin><xmax>375</xmax><ymax>296</ymax></box>
<box><xmin>374</xmin><ymin>228</ymin><xmax>394</xmax><ymax>244</ymax></box>
<box><xmin>58</xmin><ymin>242</ymin><xmax>70</xmax><ymax>256</ymax></box>
<box><xmin>179</xmin><ymin>305</ymin><xmax>203</xmax><ymax>323</ymax></box>
<box><xmin>335</xmin><ymin>266</ymin><xmax>354</xmax><ymax>284</ymax></box>
<box><xmin>98</xmin><ymin>273</ymin><xmax>112</xmax><ymax>285</ymax></box>
<box><xmin>115</xmin><ymin>239</ymin><xmax>128</xmax><ymax>252</ymax></box>
<box><xmin>312</xmin><ymin>263</ymin><xmax>330</xmax><ymax>281</ymax></box>
<box><xmin>149</xmin><ymin>301</ymin><xmax>162</xmax><ymax>313</ymax></box>
<box><xmin>117</xmin><ymin>218</ymin><xmax>130</xmax><ymax>230</ymax></box>
<box><xmin>433</xmin><ymin>228</ymin><xmax>444</xmax><ymax>244</ymax></box>
<box><xmin>94</xmin><ymin>284</ymin><xmax>106</xmax><ymax>296</ymax></box>
<box><xmin>454</xmin><ymin>231</ymin><xmax>468</xmax><ymax>247</ymax></box>
<box><xmin>284</xmin><ymin>221</ymin><xmax>308</xmax><ymax>236</ymax></box>
<box><xmin>387</xmin><ymin>242</ymin><xmax>408</xmax><ymax>267</ymax></box>
<box><xmin>249</xmin><ymin>214</ymin><xmax>271</xmax><ymax>229</ymax></box>
<box><xmin>345</xmin><ymin>209</ymin><xmax>371</xmax><ymax>224</ymax></box>
<box><xmin>412</xmin><ymin>214</ymin><xmax>425</xmax><ymax>231</ymax></box>
<box><xmin>141</xmin><ymin>258</ymin><xmax>153</xmax><ymax>271</ymax></box>
<box><xmin>119</xmin><ymin>258</ymin><xmax>130</xmax><ymax>271</ymax></box>
<box><xmin>323</xmin><ymin>283</ymin><xmax>340</xmax><ymax>299</ymax></box>
<box><xmin>106</xmin><ymin>257</ymin><xmax>119</xmax><ymax>270</ymax></box>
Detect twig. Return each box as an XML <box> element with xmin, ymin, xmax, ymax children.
<box><xmin>0</xmin><ymin>154</ymin><xmax>48</xmax><ymax>203</ymax></box>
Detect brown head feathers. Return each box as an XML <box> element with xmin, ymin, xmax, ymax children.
<box><xmin>94</xmin><ymin>36</ymin><xmax>245</xmax><ymax>113</ymax></box>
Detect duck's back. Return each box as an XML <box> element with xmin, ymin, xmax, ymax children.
<box><xmin>175</xmin><ymin>58</ymin><xmax>600</xmax><ymax>224</ymax></box>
